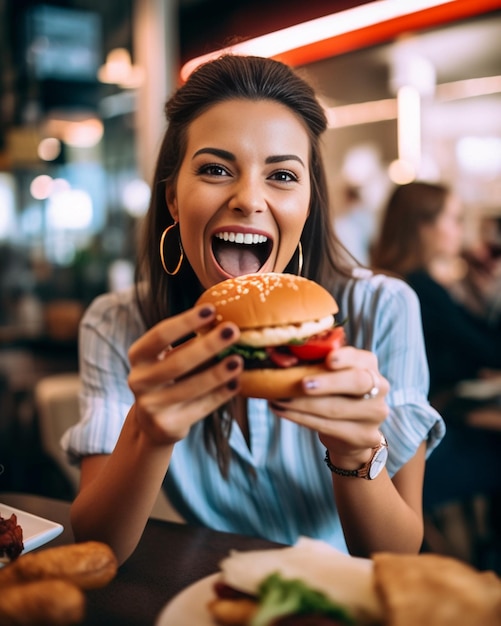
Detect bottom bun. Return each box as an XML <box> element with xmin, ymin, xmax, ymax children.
<box><xmin>240</xmin><ymin>364</ymin><xmax>329</xmax><ymax>399</ymax></box>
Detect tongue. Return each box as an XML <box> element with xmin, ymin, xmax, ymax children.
<box><xmin>215</xmin><ymin>244</ymin><xmax>262</xmax><ymax>276</ymax></box>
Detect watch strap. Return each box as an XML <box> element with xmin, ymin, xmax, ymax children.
<box><xmin>324</xmin><ymin>433</ymin><xmax>388</xmax><ymax>480</ymax></box>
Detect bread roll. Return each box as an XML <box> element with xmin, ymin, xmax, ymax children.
<box><xmin>196</xmin><ymin>273</ymin><xmax>340</xmax><ymax>399</ymax></box>
<box><xmin>0</xmin><ymin>579</ymin><xmax>85</xmax><ymax>626</ymax></box>
<box><xmin>0</xmin><ymin>541</ymin><xmax>117</xmax><ymax>590</ymax></box>
<box><xmin>373</xmin><ymin>552</ymin><xmax>501</xmax><ymax>626</ymax></box>
<box><xmin>240</xmin><ymin>363</ymin><xmax>334</xmax><ymax>399</ymax></box>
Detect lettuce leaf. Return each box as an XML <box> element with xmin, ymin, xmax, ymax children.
<box><xmin>218</xmin><ymin>344</ymin><xmax>269</xmax><ymax>361</ymax></box>
<box><xmin>250</xmin><ymin>573</ymin><xmax>356</xmax><ymax>626</ymax></box>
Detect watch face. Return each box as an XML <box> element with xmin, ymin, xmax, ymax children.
<box><xmin>368</xmin><ymin>446</ymin><xmax>388</xmax><ymax>480</ymax></box>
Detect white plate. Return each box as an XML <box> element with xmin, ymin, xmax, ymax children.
<box><xmin>156</xmin><ymin>573</ymin><xmax>220</xmax><ymax>626</ymax></box>
<box><xmin>0</xmin><ymin>503</ymin><xmax>64</xmax><ymax>560</ymax></box>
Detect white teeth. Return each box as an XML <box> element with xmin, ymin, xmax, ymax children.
<box><xmin>215</xmin><ymin>232</ymin><xmax>268</xmax><ymax>244</ymax></box>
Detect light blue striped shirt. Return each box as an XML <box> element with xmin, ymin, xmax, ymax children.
<box><xmin>62</xmin><ymin>271</ymin><xmax>445</xmax><ymax>552</ymax></box>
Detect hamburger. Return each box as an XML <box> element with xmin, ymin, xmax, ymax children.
<box><xmin>207</xmin><ymin>537</ymin><xmax>382</xmax><ymax>626</ymax></box>
<box><xmin>196</xmin><ymin>273</ymin><xmax>344</xmax><ymax>399</ymax></box>
<box><xmin>208</xmin><ymin>538</ymin><xmax>501</xmax><ymax>626</ymax></box>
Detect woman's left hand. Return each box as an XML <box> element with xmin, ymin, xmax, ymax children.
<box><xmin>269</xmin><ymin>345</ymin><xmax>389</xmax><ymax>468</ymax></box>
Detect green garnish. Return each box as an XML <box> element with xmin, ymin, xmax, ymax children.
<box><xmin>250</xmin><ymin>573</ymin><xmax>355</xmax><ymax>626</ymax></box>
<box><xmin>218</xmin><ymin>344</ymin><xmax>268</xmax><ymax>361</ymax></box>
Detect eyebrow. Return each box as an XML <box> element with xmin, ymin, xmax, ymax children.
<box><xmin>193</xmin><ymin>147</ymin><xmax>305</xmax><ymax>168</ymax></box>
<box><xmin>266</xmin><ymin>154</ymin><xmax>305</xmax><ymax>167</ymax></box>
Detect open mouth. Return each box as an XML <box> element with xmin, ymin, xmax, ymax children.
<box><xmin>212</xmin><ymin>231</ymin><xmax>273</xmax><ymax>277</ymax></box>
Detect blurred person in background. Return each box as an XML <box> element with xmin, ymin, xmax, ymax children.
<box><xmin>0</xmin><ymin>244</ymin><xmax>32</xmax><ymax>327</ymax></box>
<box><xmin>331</xmin><ymin>183</ymin><xmax>377</xmax><ymax>266</ymax></box>
<box><xmin>371</xmin><ymin>180</ymin><xmax>501</xmax><ymax>568</ymax></box>
<box><xmin>372</xmin><ymin>181</ymin><xmax>501</xmax><ymax>404</ymax></box>
<box><xmin>455</xmin><ymin>214</ymin><xmax>501</xmax><ymax>327</ymax></box>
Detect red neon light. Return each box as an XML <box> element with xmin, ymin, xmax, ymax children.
<box><xmin>180</xmin><ymin>0</ymin><xmax>501</xmax><ymax>80</ymax></box>
<box><xmin>275</xmin><ymin>0</ymin><xmax>501</xmax><ymax>67</ymax></box>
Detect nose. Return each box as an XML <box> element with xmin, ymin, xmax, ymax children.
<box><xmin>227</xmin><ymin>175</ymin><xmax>267</xmax><ymax>216</ymax></box>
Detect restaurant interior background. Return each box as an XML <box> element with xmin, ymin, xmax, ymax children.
<box><xmin>1</xmin><ymin>0</ymin><xmax>500</xmax><ymax>560</ymax></box>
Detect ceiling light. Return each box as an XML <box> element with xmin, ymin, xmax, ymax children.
<box><xmin>38</xmin><ymin>137</ymin><xmax>62</xmax><ymax>161</ymax></box>
<box><xmin>44</xmin><ymin>117</ymin><xmax>104</xmax><ymax>148</ymax></box>
<box><xmin>324</xmin><ymin>72</ymin><xmax>501</xmax><ymax>130</ymax></box>
<box><xmin>63</xmin><ymin>119</ymin><xmax>104</xmax><ymax>148</ymax></box>
<box><xmin>47</xmin><ymin>189</ymin><xmax>93</xmax><ymax>230</ymax></box>
<box><xmin>30</xmin><ymin>175</ymin><xmax>54</xmax><ymax>200</ymax></box>
<box><xmin>388</xmin><ymin>159</ymin><xmax>417</xmax><ymax>184</ymax></box>
<box><xmin>180</xmin><ymin>0</ymin><xmax>500</xmax><ymax>81</ymax></box>
<box><xmin>436</xmin><ymin>75</ymin><xmax>501</xmax><ymax>101</ymax></box>
<box><xmin>397</xmin><ymin>85</ymin><xmax>421</xmax><ymax>170</ymax></box>
<box><xmin>325</xmin><ymin>99</ymin><xmax>397</xmax><ymax>128</ymax></box>
<box><xmin>98</xmin><ymin>48</ymin><xmax>144</xmax><ymax>89</ymax></box>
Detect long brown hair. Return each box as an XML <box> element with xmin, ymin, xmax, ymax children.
<box><xmin>135</xmin><ymin>54</ymin><xmax>356</xmax><ymax>475</ymax></box>
<box><xmin>136</xmin><ymin>54</ymin><xmax>354</xmax><ymax>326</ymax></box>
<box><xmin>371</xmin><ymin>181</ymin><xmax>450</xmax><ymax>276</ymax></box>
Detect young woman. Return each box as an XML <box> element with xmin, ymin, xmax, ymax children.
<box><xmin>63</xmin><ymin>55</ymin><xmax>444</xmax><ymax>565</ymax></box>
<box><xmin>372</xmin><ymin>181</ymin><xmax>501</xmax><ymax>533</ymax></box>
<box><xmin>371</xmin><ymin>181</ymin><xmax>501</xmax><ymax>401</ymax></box>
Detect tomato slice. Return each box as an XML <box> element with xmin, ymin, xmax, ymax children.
<box><xmin>267</xmin><ymin>347</ymin><xmax>300</xmax><ymax>368</ymax></box>
<box><xmin>288</xmin><ymin>326</ymin><xmax>346</xmax><ymax>362</ymax></box>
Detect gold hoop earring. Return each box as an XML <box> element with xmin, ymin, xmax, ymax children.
<box><xmin>160</xmin><ymin>223</ymin><xmax>184</xmax><ymax>276</ymax></box>
<box><xmin>297</xmin><ymin>241</ymin><xmax>303</xmax><ymax>276</ymax></box>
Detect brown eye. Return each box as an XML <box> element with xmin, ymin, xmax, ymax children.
<box><xmin>269</xmin><ymin>170</ymin><xmax>298</xmax><ymax>183</ymax></box>
<box><xmin>198</xmin><ymin>164</ymin><xmax>230</xmax><ymax>177</ymax></box>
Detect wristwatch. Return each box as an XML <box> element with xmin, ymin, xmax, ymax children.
<box><xmin>324</xmin><ymin>433</ymin><xmax>388</xmax><ymax>480</ymax></box>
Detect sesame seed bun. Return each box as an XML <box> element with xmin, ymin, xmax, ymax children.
<box><xmin>196</xmin><ymin>273</ymin><xmax>340</xmax><ymax>399</ymax></box>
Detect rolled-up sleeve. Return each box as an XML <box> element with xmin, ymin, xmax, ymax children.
<box><xmin>61</xmin><ymin>288</ymin><xmax>143</xmax><ymax>464</ymax></box>
<box><xmin>339</xmin><ymin>273</ymin><xmax>446</xmax><ymax>476</ymax></box>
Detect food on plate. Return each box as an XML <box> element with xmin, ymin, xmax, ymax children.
<box><xmin>373</xmin><ymin>552</ymin><xmax>501</xmax><ymax>626</ymax></box>
<box><xmin>207</xmin><ymin>537</ymin><xmax>501</xmax><ymax>626</ymax></box>
<box><xmin>0</xmin><ymin>579</ymin><xmax>85</xmax><ymax>626</ymax></box>
<box><xmin>0</xmin><ymin>512</ymin><xmax>24</xmax><ymax>563</ymax></box>
<box><xmin>196</xmin><ymin>273</ymin><xmax>344</xmax><ymax>399</ymax></box>
<box><xmin>0</xmin><ymin>541</ymin><xmax>118</xmax><ymax>626</ymax></box>
<box><xmin>207</xmin><ymin>537</ymin><xmax>382</xmax><ymax>625</ymax></box>
<box><xmin>0</xmin><ymin>541</ymin><xmax>118</xmax><ymax>590</ymax></box>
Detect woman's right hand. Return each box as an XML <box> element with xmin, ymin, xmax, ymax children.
<box><xmin>127</xmin><ymin>304</ymin><xmax>243</xmax><ymax>446</ymax></box>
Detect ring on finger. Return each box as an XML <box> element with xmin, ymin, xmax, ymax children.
<box><xmin>362</xmin><ymin>369</ymin><xmax>380</xmax><ymax>400</ymax></box>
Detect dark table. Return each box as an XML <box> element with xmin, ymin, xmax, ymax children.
<box><xmin>1</xmin><ymin>492</ymin><xmax>281</xmax><ymax>625</ymax></box>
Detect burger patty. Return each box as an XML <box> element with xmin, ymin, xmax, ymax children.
<box><xmin>273</xmin><ymin>616</ymin><xmax>352</xmax><ymax>626</ymax></box>
<box><xmin>212</xmin><ymin>581</ymin><xmax>354</xmax><ymax>626</ymax></box>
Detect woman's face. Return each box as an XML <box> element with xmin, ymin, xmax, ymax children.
<box><xmin>421</xmin><ymin>193</ymin><xmax>464</xmax><ymax>261</ymax></box>
<box><xmin>166</xmin><ymin>99</ymin><xmax>311</xmax><ymax>289</ymax></box>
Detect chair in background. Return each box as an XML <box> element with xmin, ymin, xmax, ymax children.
<box><xmin>34</xmin><ymin>373</ymin><xmax>81</xmax><ymax>492</ymax></box>
<box><xmin>34</xmin><ymin>373</ymin><xmax>183</xmax><ymax>522</ymax></box>
<box><xmin>422</xmin><ymin>422</ymin><xmax>501</xmax><ymax>573</ymax></box>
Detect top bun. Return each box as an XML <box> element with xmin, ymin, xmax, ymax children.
<box><xmin>196</xmin><ymin>273</ymin><xmax>338</xmax><ymax>329</ymax></box>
